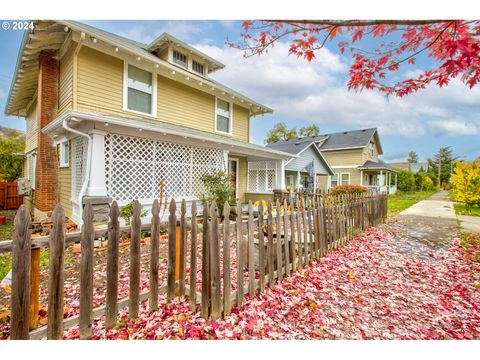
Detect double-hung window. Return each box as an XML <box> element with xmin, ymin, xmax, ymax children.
<box><xmin>125</xmin><ymin>64</ymin><xmax>155</xmax><ymax>115</ymax></box>
<box><xmin>59</xmin><ymin>141</ymin><xmax>69</xmax><ymax>167</ymax></box>
<box><xmin>341</xmin><ymin>173</ymin><xmax>350</xmax><ymax>185</ymax></box>
<box><xmin>216</xmin><ymin>98</ymin><xmax>232</xmax><ymax>134</ymax></box>
<box><xmin>331</xmin><ymin>173</ymin><xmax>339</xmax><ymax>187</ymax></box>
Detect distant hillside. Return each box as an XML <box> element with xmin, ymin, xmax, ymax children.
<box><xmin>0</xmin><ymin>125</ymin><xmax>24</xmax><ymax>140</ymax></box>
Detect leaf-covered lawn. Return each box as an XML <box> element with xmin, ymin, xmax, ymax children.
<box><xmin>387</xmin><ymin>191</ymin><xmax>437</xmax><ymax>217</ymax></box>
<box><xmin>61</xmin><ymin>224</ymin><xmax>480</xmax><ymax>340</ymax></box>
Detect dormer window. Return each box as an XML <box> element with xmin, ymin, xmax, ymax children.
<box><xmin>192</xmin><ymin>60</ymin><xmax>205</xmax><ymax>76</ymax></box>
<box><xmin>173</xmin><ymin>50</ymin><xmax>187</xmax><ymax>68</ymax></box>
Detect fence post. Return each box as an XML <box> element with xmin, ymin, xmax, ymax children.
<box><xmin>47</xmin><ymin>204</ymin><xmax>65</xmax><ymax>340</ymax></box>
<box><xmin>222</xmin><ymin>202</ymin><xmax>231</xmax><ymax>316</ymax></box>
<box><xmin>79</xmin><ymin>202</ymin><xmax>94</xmax><ymax>340</ymax></box>
<box><xmin>296</xmin><ymin>197</ymin><xmax>303</xmax><ymax>269</ymax></box>
<box><xmin>149</xmin><ymin>199</ymin><xmax>160</xmax><ymax>312</ymax></box>
<box><xmin>201</xmin><ymin>203</ymin><xmax>210</xmax><ymax>319</ymax></box>
<box><xmin>29</xmin><ymin>247</ymin><xmax>40</xmax><ymax>331</ymax></box>
<box><xmin>129</xmin><ymin>200</ymin><xmax>141</xmax><ymax>319</ymax></box>
<box><xmin>275</xmin><ymin>200</ymin><xmax>283</xmax><ymax>282</ymax></box>
<box><xmin>189</xmin><ymin>201</ymin><xmax>198</xmax><ymax>312</ymax></box>
<box><xmin>210</xmin><ymin>202</ymin><xmax>221</xmax><ymax>321</ymax></box>
<box><xmin>257</xmin><ymin>201</ymin><xmax>265</xmax><ymax>292</ymax></box>
<box><xmin>106</xmin><ymin>201</ymin><xmax>120</xmax><ymax>328</ymax></box>
<box><xmin>267</xmin><ymin>201</ymin><xmax>275</xmax><ymax>287</ymax></box>
<box><xmin>247</xmin><ymin>201</ymin><xmax>255</xmax><ymax>298</ymax></box>
<box><xmin>179</xmin><ymin>199</ymin><xmax>187</xmax><ymax>297</ymax></box>
<box><xmin>10</xmin><ymin>205</ymin><xmax>31</xmax><ymax>340</ymax></box>
<box><xmin>289</xmin><ymin>201</ymin><xmax>297</xmax><ymax>272</ymax></box>
<box><xmin>235</xmin><ymin>202</ymin><xmax>244</xmax><ymax>306</ymax></box>
<box><xmin>302</xmin><ymin>198</ymin><xmax>309</xmax><ymax>265</ymax></box>
<box><xmin>167</xmin><ymin>199</ymin><xmax>177</xmax><ymax>302</ymax></box>
<box><xmin>283</xmin><ymin>199</ymin><xmax>291</xmax><ymax>277</ymax></box>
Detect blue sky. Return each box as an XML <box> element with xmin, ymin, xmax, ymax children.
<box><xmin>1</xmin><ymin>20</ymin><xmax>479</xmax><ymax>162</ymax></box>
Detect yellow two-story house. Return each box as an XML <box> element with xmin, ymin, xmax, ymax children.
<box><xmin>5</xmin><ymin>20</ymin><xmax>294</xmax><ymax>224</ymax></box>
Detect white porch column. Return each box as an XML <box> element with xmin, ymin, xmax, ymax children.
<box><xmin>87</xmin><ymin>129</ymin><xmax>108</xmax><ymax>197</ymax></box>
<box><xmin>313</xmin><ymin>173</ymin><xmax>318</xmax><ymax>190</ymax></box>
<box><xmin>296</xmin><ymin>171</ymin><xmax>301</xmax><ymax>189</ymax></box>
<box><xmin>360</xmin><ymin>170</ymin><xmax>363</xmax><ymax>186</ymax></box>
<box><xmin>275</xmin><ymin>159</ymin><xmax>285</xmax><ymax>190</ymax></box>
<box><xmin>380</xmin><ymin>170</ymin><xmax>384</xmax><ymax>192</ymax></box>
<box><xmin>223</xmin><ymin>150</ymin><xmax>229</xmax><ymax>171</ymax></box>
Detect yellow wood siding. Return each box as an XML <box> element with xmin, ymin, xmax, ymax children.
<box><xmin>321</xmin><ymin>149</ymin><xmax>364</xmax><ymax>166</ymax></box>
<box><xmin>58</xmin><ymin>45</ymin><xmax>74</xmax><ymax>115</ymax></box>
<box><xmin>156</xmin><ymin>75</ymin><xmax>215</xmax><ymax>132</ymax></box>
<box><xmin>25</xmin><ymin>100</ymin><xmax>37</xmax><ymax>153</ymax></box>
<box><xmin>58</xmin><ymin>142</ymin><xmax>73</xmax><ymax>219</ymax></box>
<box><xmin>332</xmin><ymin>168</ymin><xmax>362</xmax><ymax>186</ymax></box>
<box><xmin>76</xmin><ymin>46</ymin><xmax>250</xmax><ymax>142</ymax></box>
<box><xmin>235</xmin><ymin>156</ymin><xmax>247</xmax><ymax>202</ymax></box>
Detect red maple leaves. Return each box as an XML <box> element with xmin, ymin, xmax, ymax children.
<box><xmin>230</xmin><ymin>20</ymin><xmax>480</xmax><ymax>97</ymax></box>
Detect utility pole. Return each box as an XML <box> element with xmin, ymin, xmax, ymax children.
<box><xmin>438</xmin><ymin>154</ymin><xmax>441</xmax><ymax>189</ymax></box>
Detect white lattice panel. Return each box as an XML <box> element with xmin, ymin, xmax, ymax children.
<box><xmin>71</xmin><ymin>136</ymin><xmax>88</xmax><ymax>201</ymax></box>
<box><xmin>105</xmin><ymin>133</ymin><xmax>226</xmax><ymax>201</ymax></box>
<box><xmin>247</xmin><ymin>160</ymin><xmax>277</xmax><ymax>193</ymax></box>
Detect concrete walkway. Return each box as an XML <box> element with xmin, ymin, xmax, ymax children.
<box><xmin>399</xmin><ymin>191</ymin><xmax>455</xmax><ymax>219</ymax></box>
<box><xmin>399</xmin><ymin>190</ymin><xmax>480</xmax><ymax>234</ymax></box>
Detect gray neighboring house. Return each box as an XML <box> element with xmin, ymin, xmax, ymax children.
<box><xmin>267</xmin><ymin>128</ymin><xmax>399</xmax><ymax>193</ymax></box>
<box><xmin>266</xmin><ymin>140</ymin><xmax>334</xmax><ymax>191</ymax></box>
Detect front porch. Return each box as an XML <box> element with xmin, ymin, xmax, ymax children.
<box><xmin>360</xmin><ymin>168</ymin><xmax>398</xmax><ymax>194</ymax></box>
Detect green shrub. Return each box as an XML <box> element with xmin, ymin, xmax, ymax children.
<box><xmin>329</xmin><ymin>185</ymin><xmax>369</xmax><ymax>196</ymax></box>
<box><xmin>397</xmin><ymin>170</ymin><xmax>415</xmax><ymax>192</ymax></box>
<box><xmin>422</xmin><ymin>176</ymin><xmax>435</xmax><ymax>191</ymax></box>
<box><xmin>200</xmin><ymin>171</ymin><xmax>234</xmax><ymax>217</ymax></box>
<box><xmin>119</xmin><ymin>201</ymin><xmax>148</xmax><ymax>225</ymax></box>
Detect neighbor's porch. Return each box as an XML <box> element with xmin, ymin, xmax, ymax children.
<box><xmin>360</xmin><ymin>169</ymin><xmax>398</xmax><ymax>194</ymax></box>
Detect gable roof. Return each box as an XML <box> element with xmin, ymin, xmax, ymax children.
<box><xmin>266</xmin><ymin>139</ymin><xmax>334</xmax><ymax>175</ymax></box>
<box><xmin>5</xmin><ymin>20</ymin><xmax>272</xmax><ymax>117</ymax></box>
<box><xmin>318</xmin><ymin>128</ymin><xmax>382</xmax><ymax>153</ymax></box>
<box><xmin>358</xmin><ymin>159</ymin><xmax>398</xmax><ymax>173</ymax></box>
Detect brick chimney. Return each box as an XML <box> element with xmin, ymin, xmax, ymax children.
<box><xmin>34</xmin><ymin>51</ymin><xmax>59</xmax><ymax>212</ymax></box>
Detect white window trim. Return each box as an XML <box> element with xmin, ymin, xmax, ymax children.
<box><xmin>123</xmin><ymin>61</ymin><xmax>158</xmax><ymax>117</ymax></box>
<box><xmin>330</xmin><ymin>172</ymin><xmax>339</xmax><ymax>187</ymax></box>
<box><xmin>59</xmin><ymin>141</ymin><xmax>69</xmax><ymax>168</ymax></box>
<box><xmin>214</xmin><ymin>96</ymin><xmax>233</xmax><ymax>136</ymax></box>
<box><xmin>340</xmin><ymin>172</ymin><xmax>351</xmax><ymax>185</ymax></box>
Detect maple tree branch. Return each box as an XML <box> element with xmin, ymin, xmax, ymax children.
<box><xmin>264</xmin><ymin>20</ymin><xmax>450</xmax><ymax>27</ymax></box>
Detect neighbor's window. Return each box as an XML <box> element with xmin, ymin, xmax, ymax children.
<box><xmin>369</xmin><ymin>141</ymin><xmax>375</xmax><ymax>157</ymax></box>
<box><xmin>59</xmin><ymin>141</ymin><xmax>69</xmax><ymax>167</ymax></box>
<box><xmin>216</xmin><ymin>98</ymin><xmax>231</xmax><ymax>134</ymax></box>
<box><xmin>192</xmin><ymin>60</ymin><xmax>205</xmax><ymax>75</ymax></box>
<box><xmin>341</xmin><ymin>173</ymin><xmax>350</xmax><ymax>185</ymax></box>
<box><xmin>331</xmin><ymin>173</ymin><xmax>338</xmax><ymax>187</ymax></box>
<box><xmin>127</xmin><ymin>64</ymin><xmax>153</xmax><ymax>114</ymax></box>
<box><xmin>173</xmin><ymin>50</ymin><xmax>187</xmax><ymax>68</ymax></box>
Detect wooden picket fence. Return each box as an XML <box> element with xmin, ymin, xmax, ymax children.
<box><xmin>7</xmin><ymin>192</ymin><xmax>387</xmax><ymax>340</ymax></box>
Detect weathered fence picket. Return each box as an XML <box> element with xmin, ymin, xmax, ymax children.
<box><xmin>7</xmin><ymin>192</ymin><xmax>387</xmax><ymax>339</ymax></box>
<box><xmin>79</xmin><ymin>202</ymin><xmax>94</xmax><ymax>340</ymax></box>
<box><xmin>129</xmin><ymin>200</ymin><xmax>141</xmax><ymax>319</ymax></box>
<box><xmin>106</xmin><ymin>201</ymin><xmax>120</xmax><ymax>328</ymax></box>
<box><xmin>47</xmin><ymin>204</ymin><xmax>65</xmax><ymax>340</ymax></box>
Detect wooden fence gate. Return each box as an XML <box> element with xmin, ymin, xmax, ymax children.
<box><xmin>0</xmin><ymin>181</ymin><xmax>23</xmax><ymax>210</ymax></box>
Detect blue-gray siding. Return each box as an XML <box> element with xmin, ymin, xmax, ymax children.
<box><xmin>285</xmin><ymin>146</ymin><xmax>330</xmax><ymax>174</ymax></box>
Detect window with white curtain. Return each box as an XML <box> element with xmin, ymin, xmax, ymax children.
<box><xmin>126</xmin><ymin>64</ymin><xmax>154</xmax><ymax>115</ymax></box>
<box><xmin>330</xmin><ymin>173</ymin><xmax>338</xmax><ymax>187</ymax></box>
<box><xmin>216</xmin><ymin>98</ymin><xmax>231</xmax><ymax>134</ymax></box>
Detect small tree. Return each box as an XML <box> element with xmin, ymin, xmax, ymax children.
<box><xmin>200</xmin><ymin>171</ymin><xmax>234</xmax><ymax>217</ymax></box>
<box><xmin>407</xmin><ymin>151</ymin><xmax>418</xmax><ymax>164</ymax></box>
<box><xmin>264</xmin><ymin>123</ymin><xmax>298</xmax><ymax>144</ymax></box>
<box><xmin>0</xmin><ymin>137</ymin><xmax>24</xmax><ymax>181</ymax></box>
<box><xmin>397</xmin><ymin>170</ymin><xmax>415</xmax><ymax>193</ymax></box>
<box><xmin>299</xmin><ymin>124</ymin><xmax>320</xmax><ymax>137</ymax></box>
<box><xmin>451</xmin><ymin>160</ymin><xmax>480</xmax><ymax>213</ymax></box>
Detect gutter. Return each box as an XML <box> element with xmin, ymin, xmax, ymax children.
<box><xmin>62</xmin><ymin>118</ymin><xmax>93</xmax><ymax>226</ymax></box>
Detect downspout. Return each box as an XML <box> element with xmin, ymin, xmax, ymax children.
<box><xmin>62</xmin><ymin>118</ymin><xmax>92</xmax><ymax>226</ymax></box>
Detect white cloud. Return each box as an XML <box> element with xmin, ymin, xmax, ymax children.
<box><xmin>0</xmin><ymin>89</ymin><xmax>5</xmax><ymax>99</ymax></box>
<box><xmin>195</xmin><ymin>42</ymin><xmax>480</xmax><ymax>139</ymax></box>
